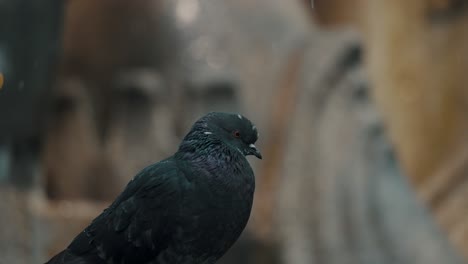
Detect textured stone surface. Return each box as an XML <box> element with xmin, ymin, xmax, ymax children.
<box><xmin>278</xmin><ymin>31</ymin><xmax>464</xmax><ymax>264</ymax></box>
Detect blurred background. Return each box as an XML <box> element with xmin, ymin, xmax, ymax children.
<box><xmin>0</xmin><ymin>0</ymin><xmax>467</xmax><ymax>263</ymax></box>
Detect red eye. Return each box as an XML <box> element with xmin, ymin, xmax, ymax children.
<box><xmin>233</xmin><ymin>130</ymin><xmax>241</xmax><ymax>138</ymax></box>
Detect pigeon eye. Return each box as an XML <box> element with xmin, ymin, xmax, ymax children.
<box><xmin>233</xmin><ymin>130</ymin><xmax>241</xmax><ymax>138</ymax></box>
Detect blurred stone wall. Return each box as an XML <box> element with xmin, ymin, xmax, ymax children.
<box><xmin>364</xmin><ymin>1</ymin><xmax>468</xmax><ymax>254</ymax></box>
<box><xmin>0</xmin><ymin>0</ymin><xmax>466</xmax><ymax>263</ymax></box>
<box><xmin>277</xmin><ymin>30</ymin><xmax>464</xmax><ymax>264</ymax></box>
<box><xmin>0</xmin><ymin>0</ymin><xmax>63</xmax><ymax>263</ymax></box>
<box><xmin>311</xmin><ymin>0</ymin><xmax>468</xmax><ymax>258</ymax></box>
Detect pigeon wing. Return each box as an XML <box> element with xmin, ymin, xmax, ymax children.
<box><xmin>65</xmin><ymin>159</ymin><xmax>185</xmax><ymax>264</ymax></box>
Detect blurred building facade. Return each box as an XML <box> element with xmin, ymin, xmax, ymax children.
<box><xmin>0</xmin><ymin>0</ymin><xmax>467</xmax><ymax>263</ymax></box>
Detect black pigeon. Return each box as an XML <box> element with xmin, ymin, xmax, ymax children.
<box><xmin>46</xmin><ymin>112</ymin><xmax>261</xmax><ymax>264</ymax></box>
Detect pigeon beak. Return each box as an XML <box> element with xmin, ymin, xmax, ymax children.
<box><xmin>248</xmin><ymin>144</ymin><xmax>262</xmax><ymax>159</ymax></box>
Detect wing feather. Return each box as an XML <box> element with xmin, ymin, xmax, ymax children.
<box><xmin>60</xmin><ymin>159</ymin><xmax>185</xmax><ymax>264</ymax></box>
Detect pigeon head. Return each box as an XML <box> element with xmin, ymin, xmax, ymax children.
<box><xmin>179</xmin><ymin>112</ymin><xmax>262</xmax><ymax>159</ymax></box>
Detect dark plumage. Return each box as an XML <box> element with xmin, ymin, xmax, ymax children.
<box><xmin>46</xmin><ymin>112</ymin><xmax>261</xmax><ymax>264</ymax></box>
